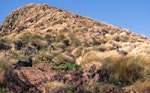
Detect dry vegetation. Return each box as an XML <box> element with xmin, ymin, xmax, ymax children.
<box><xmin>0</xmin><ymin>4</ymin><xmax>150</xmax><ymax>92</ymax></box>
<box><xmin>84</xmin><ymin>55</ymin><xmax>150</xmax><ymax>92</ymax></box>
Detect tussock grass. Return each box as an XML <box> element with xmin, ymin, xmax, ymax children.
<box><xmin>111</xmin><ymin>56</ymin><xmax>144</xmax><ymax>86</ymax></box>
<box><xmin>101</xmin><ymin>55</ymin><xmax>149</xmax><ymax>87</ymax></box>
<box><xmin>56</xmin><ymin>34</ymin><xmax>65</xmax><ymax>42</ymax></box>
<box><xmin>13</xmin><ymin>32</ymin><xmax>48</xmax><ymax>51</ymax></box>
<box><xmin>69</xmin><ymin>33</ymin><xmax>81</xmax><ymax>47</ymax></box>
<box><xmin>1</xmin><ymin>4</ymin><xmax>150</xmax><ymax>93</ymax></box>
<box><xmin>0</xmin><ymin>37</ymin><xmax>11</xmax><ymax>44</ymax></box>
<box><xmin>0</xmin><ymin>59</ymin><xmax>11</xmax><ymax>87</ymax></box>
<box><xmin>52</xmin><ymin>54</ymin><xmax>66</xmax><ymax>64</ymax></box>
<box><xmin>35</xmin><ymin>50</ymin><xmax>53</xmax><ymax>64</ymax></box>
<box><xmin>44</xmin><ymin>34</ymin><xmax>56</xmax><ymax>44</ymax></box>
<box><xmin>85</xmin><ymin>55</ymin><xmax>150</xmax><ymax>92</ymax></box>
<box><xmin>80</xmin><ymin>51</ymin><xmax>115</xmax><ymax>66</ymax></box>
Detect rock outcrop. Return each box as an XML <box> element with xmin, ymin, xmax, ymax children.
<box><xmin>6</xmin><ymin>64</ymin><xmax>102</xmax><ymax>93</ymax></box>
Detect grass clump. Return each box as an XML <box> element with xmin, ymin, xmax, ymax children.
<box><xmin>0</xmin><ymin>87</ymin><xmax>10</xmax><ymax>93</ymax></box>
<box><xmin>112</xmin><ymin>56</ymin><xmax>144</xmax><ymax>86</ymax></box>
<box><xmin>0</xmin><ymin>59</ymin><xmax>11</xmax><ymax>93</ymax></box>
<box><xmin>30</xmin><ymin>38</ymin><xmax>47</xmax><ymax>50</ymax></box>
<box><xmin>35</xmin><ymin>50</ymin><xmax>53</xmax><ymax>64</ymax></box>
<box><xmin>44</xmin><ymin>34</ymin><xmax>56</xmax><ymax>44</ymax></box>
<box><xmin>100</xmin><ymin>56</ymin><xmax>145</xmax><ymax>87</ymax></box>
<box><xmin>86</xmin><ymin>82</ymin><xmax>115</xmax><ymax>93</ymax></box>
<box><xmin>0</xmin><ymin>59</ymin><xmax>11</xmax><ymax>85</ymax></box>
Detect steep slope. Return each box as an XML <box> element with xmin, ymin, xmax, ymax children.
<box><xmin>0</xmin><ymin>4</ymin><xmax>150</xmax><ymax>93</ymax></box>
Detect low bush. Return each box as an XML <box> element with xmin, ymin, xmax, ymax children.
<box><xmin>52</xmin><ymin>62</ymin><xmax>81</xmax><ymax>71</ymax></box>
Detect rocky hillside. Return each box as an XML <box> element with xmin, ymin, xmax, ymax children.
<box><xmin>1</xmin><ymin>4</ymin><xmax>150</xmax><ymax>55</ymax></box>
<box><xmin>0</xmin><ymin>4</ymin><xmax>150</xmax><ymax>93</ymax></box>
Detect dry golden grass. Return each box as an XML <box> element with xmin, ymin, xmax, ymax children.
<box><xmin>80</xmin><ymin>50</ymin><xmax>119</xmax><ymax>65</ymax></box>
<box><xmin>100</xmin><ymin>55</ymin><xmax>150</xmax><ymax>88</ymax></box>
<box><xmin>71</xmin><ymin>46</ymin><xmax>84</xmax><ymax>58</ymax></box>
<box><xmin>44</xmin><ymin>81</ymin><xmax>65</xmax><ymax>93</ymax></box>
<box><xmin>111</xmin><ymin>56</ymin><xmax>144</xmax><ymax>85</ymax></box>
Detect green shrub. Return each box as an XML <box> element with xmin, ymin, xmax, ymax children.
<box><xmin>65</xmin><ymin>85</ymin><xmax>76</xmax><ymax>93</ymax></box>
<box><xmin>52</xmin><ymin>62</ymin><xmax>81</xmax><ymax>71</ymax></box>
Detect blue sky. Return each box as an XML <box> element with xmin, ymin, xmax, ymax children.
<box><xmin>0</xmin><ymin>0</ymin><xmax>150</xmax><ymax>37</ymax></box>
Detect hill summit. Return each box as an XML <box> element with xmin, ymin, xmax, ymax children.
<box><xmin>1</xmin><ymin>4</ymin><xmax>150</xmax><ymax>55</ymax></box>
<box><xmin>0</xmin><ymin>4</ymin><xmax>150</xmax><ymax>93</ymax></box>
